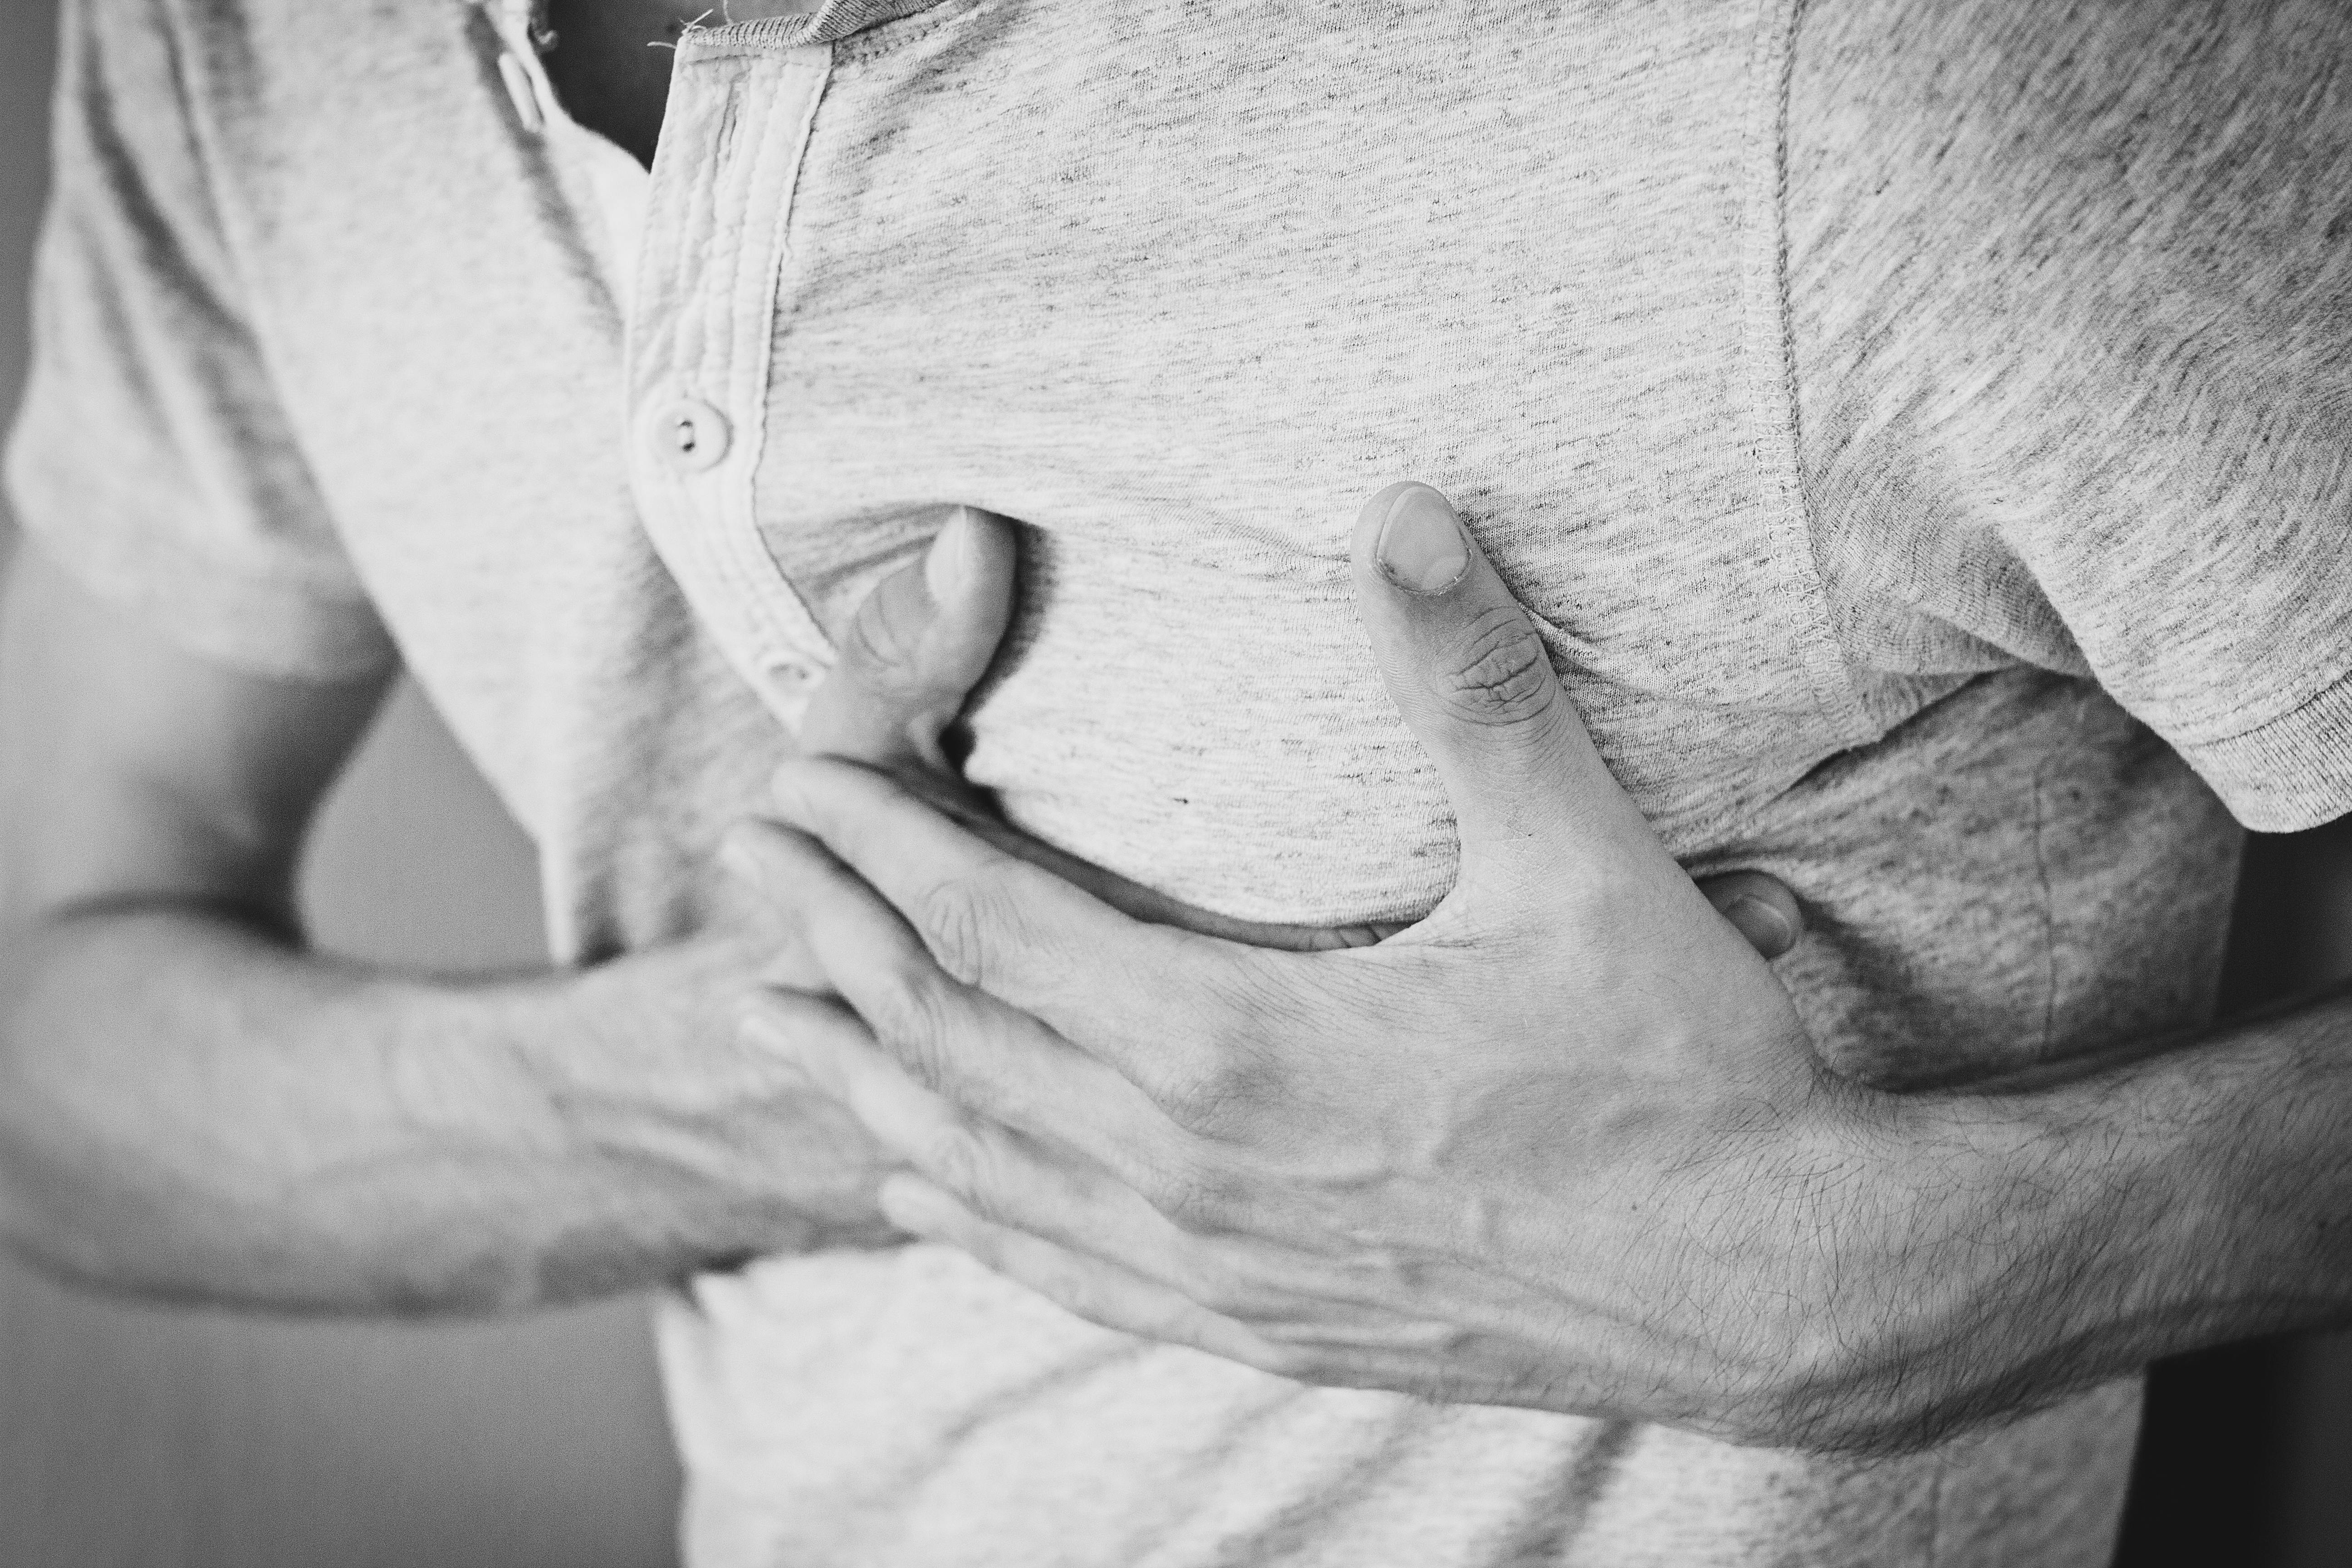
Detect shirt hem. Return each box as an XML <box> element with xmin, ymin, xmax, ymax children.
<box><xmin>2175</xmin><ymin>665</ymin><xmax>2352</xmax><ymax>832</ymax></box>
<box><xmin>7</xmin><ymin>498</ymin><xmax>397</xmax><ymax>683</ymax></box>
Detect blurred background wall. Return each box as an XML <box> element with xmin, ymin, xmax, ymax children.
<box><xmin>2117</xmin><ymin>824</ymin><xmax>2352</xmax><ymax>1568</ymax></box>
<box><xmin>0</xmin><ymin>1</ymin><xmax>2344</xmax><ymax>1563</ymax></box>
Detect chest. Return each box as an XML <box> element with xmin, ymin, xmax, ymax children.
<box><xmin>223</xmin><ymin>0</ymin><xmax>1872</xmax><ymax>923</ymax></box>
<box><xmin>657</xmin><ymin>5</ymin><xmax>1871</xmax><ymax>916</ymax></box>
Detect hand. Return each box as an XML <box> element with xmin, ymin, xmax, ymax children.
<box><xmin>765</xmin><ymin>506</ymin><xmax>1429</xmax><ymax>959</ymax></box>
<box><xmin>747</xmin><ymin>505</ymin><xmax>1805</xmax><ymax>963</ymax></box>
<box><xmin>636</xmin><ymin>508</ymin><xmax>1398</xmax><ymax>1264</ymax></box>
<box><xmin>594</xmin><ymin>507</ymin><xmax>1409</xmax><ymax>1270</ymax></box>
<box><xmin>507</xmin><ymin>512</ymin><xmax>1032</xmax><ymax>1260</ymax></box>
<box><xmin>709</xmin><ymin>500</ymin><xmax>1799</xmax><ymax>1262</ymax></box>
<box><xmin>732</xmin><ymin>487</ymin><xmax>2023</xmax><ymax>1453</ymax></box>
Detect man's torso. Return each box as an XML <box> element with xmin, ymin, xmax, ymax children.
<box><xmin>37</xmin><ymin>0</ymin><xmax>2334</xmax><ymax>1560</ymax></box>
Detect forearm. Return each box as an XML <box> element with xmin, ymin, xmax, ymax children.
<box><xmin>0</xmin><ymin>902</ymin><xmax>895</xmax><ymax>1314</ymax></box>
<box><xmin>1896</xmin><ymin>984</ymin><xmax>2352</xmax><ymax>1431</ymax></box>
<box><xmin>2083</xmin><ymin>985</ymin><xmax>2352</xmax><ymax>1336</ymax></box>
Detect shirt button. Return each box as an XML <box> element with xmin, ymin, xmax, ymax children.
<box><xmin>650</xmin><ymin>397</ymin><xmax>732</xmax><ymax>474</ymax></box>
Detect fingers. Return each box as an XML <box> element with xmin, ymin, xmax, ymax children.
<box><xmin>880</xmin><ymin>1176</ymin><xmax>1293</xmax><ymax>1372</ymax></box>
<box><xmin>729</xmin><ymin>819</ymin><xmax>1175</xmax><ymax>1155</ymax></box>
<box><xmin>741</xmin><ymin>986</ymin><xmax>1132</xmax><ymax>1195</ymax></box>
<box><xmin>798</xmin><ymin>506</ymin><xmax>1019</xmax><ymax>774</ymax></box>
<box><xmin>742</xmin><ymin>989</ymin><xmax>1248</xmax><ymax>1308</ymax></box>
<box><xmin>956</xmin><ymin>817</ymin><xmax>1397</xmax><ymax>951</ymax></box>
<box><xmin>1349</xmin><ymin>483</ymin><xmax>1650</xmax><ymax>869</ymax></box>
<box><xmin>766</xmin><ymin>756</ymin><xmax>1229</xmax><ymax>1091</ymax></box>
<box><xmin>1697</xmin><ymin>870</ymin><xmax>1805</xmax><ymax>960</ymax></box>
<box><xmin>784</xmin><ymin>500</ymin><xmax>1390</xmax><ymax>954</ymax></box>
<box><xmin>724</xmin><ymin>819</ymin><xmax>839</xmax><ymax>992</ymax></box>
<box><xmin>750</xmin><ymin>504</ymin><xmax>1008</xmax><ymax>987</ymax></box>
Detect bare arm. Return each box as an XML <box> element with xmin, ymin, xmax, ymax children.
<box><xmin>0</xmin><ymin>510</ymin><xmax>1803</xmax><ymax>1322</ymax></box>
<box><xmin>734</xmin><ymin>495</ymin><xmax>2352</xmax><ymax>1452</ymax></box>
<box><xmin>1953</xmin><ymin>975</ymin><xmax>2352</xmax><ymax>1396</ymax></box>
<box><xmin>0</xmin><ymin>550</ymin><xmax>895</xmax><ymax>1313</ymax></box>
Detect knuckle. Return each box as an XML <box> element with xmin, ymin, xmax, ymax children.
<box><xmin>840</xmin><ymin>571</ymin><xmax>930</xmax><ymax>686</ymax></box>
<box><xmin>915</xmin><ymin>869</ymin><xmax>1041</xmax><ymax>989</ymax></box>
<box><xmin>1136</xmin><ymin>1148</ymin><xmax>1249</xmax><ymax>1233</ymax></box>
<box><xmin>1438</xmin><ymin>607</ymin><xmax>1558</xmax><ymax>728</ymax></box>
<box><xmin>863</xmin><ymin>962</ymin><xmax>963</xmax><ymax>1088</ymax></box>
<box><xmin>913</xmin><ymin>875</ymin><xmax>995</xmax><ymax>986</ymax></box>
<box><xmin>1149</xmin><ymin>969</ymin><xmax>1294</xmax><ymax>1132</ymax></box>
<box><xmin>1154</xmin><ymin>1051</ymin><xmax>1264</xmax><ymax>1136</ymax></box>
<box><xmin>917</xmin><ymin>1123</ymin><xmax>988</xmax><ymax>1203</ymax></box>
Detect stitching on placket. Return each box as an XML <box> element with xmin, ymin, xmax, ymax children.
<box><xmin>1738</xmin><ymin>0</ymin><xmax>1875</xmax><ymax>749</ymax></box>
<box><xmin>710</xmin><ymin>45</ymin><xmax>839</xmax><ymax>691</ymax></box>
<box><xmin>834</xmin><ymin>0</ymin><xmax>989</xmax><ymax>65</ymax></box>
<box><xmin>622</xmin><ymin>42</ymin><xmax>840</xmax><ymax>728</ymax></box>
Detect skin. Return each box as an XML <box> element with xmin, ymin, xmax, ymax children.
<box><xmin>0</xmin><ymin>549</ymin><xmax>897</xmax><ymax>1308</ymax></box>
<box><xmin>0</xmin><ymin>495</ymin><xmax>1793</xmax><ymax>1316</ymax></box>
<box><xmin>736</xmin><ymin>487</ymin><xmax>2352</xmax><ymax>1457</ymax></box>
<box><xmin>0</xmin><ymin>0</ymin><xmax>1279</xmax><ymax>1318</ymax></box>
<box><xmin>0</xmin><ymin>8</ymin><xmax>1795</xmax><ymax>1324</ymax></box>
<box><xmin>16</xmin><ymin>3</ymin><xmax>2325</xmax><ymax>1463</ymax></box>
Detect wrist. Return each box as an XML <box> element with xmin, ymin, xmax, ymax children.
<box><xmin>2136</xmin><ymin>1011</ymin><xmax>2352</xmax><ymax>1343</ymax></box>
<box><xmin>510</xmin><ymin>936</ymin><xmax>906</xmax><ymax>1268</ymax></box>
<box><xmin>1767</xmin><ymin>1082</ymin><xmax>2137</xmax><ymax>1451</ymax></box>
<box><xmin>1896</xmin><ymin>1019</ymin><xmax>2351</xmax><ymax>1424</ymax></box>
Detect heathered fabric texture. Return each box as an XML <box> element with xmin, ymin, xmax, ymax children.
<box><xmin>9</xmin><ymin>0</ymin><xmax>2350</xmax><ymax>1563</ymax></box>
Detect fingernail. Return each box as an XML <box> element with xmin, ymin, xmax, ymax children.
<box><xmin>878</xmin><ymin>1173</ymin><xmax>954</xmax><ymax>1232</ymax></box>
<box><xmin>1375</xmin><ymin>485</ymin><xmax>1470</xmax><ymax>596</ymax></box>
<box><xmin>924</xmin><ymin>507</ymin><xmax>979</xmax><ymax>603</ymax></box>
<box><xmin>1724</xmin><ymin>895</ymin><xmax>1797</xmax><ymax>958</ymax></box>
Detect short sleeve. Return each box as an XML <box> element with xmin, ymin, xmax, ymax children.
<box><xmin>3</xmin><ymin>0</ymin><xmax>395</xmax><ymax>681</ymax></box>
<box><xmin>1789</xmin><ymin>0</ymin><xmax>2352</xmax><ymax>832</ymax></box>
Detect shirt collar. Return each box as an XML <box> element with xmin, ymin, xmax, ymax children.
<box><xmin>680</xmin><ymin>0</ymin><xmax>948</xmax><ymax>52</ymax></box>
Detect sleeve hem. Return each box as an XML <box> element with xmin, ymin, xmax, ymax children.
<box><xmin>9</xmin><ymin>504</ymin><xmax>399</xmax><ymax>684</ymax></box>
<box><xmin>2175</xmin><ymin>665</ymin><xmax>2352</xmax><ymax>833</ymax></box>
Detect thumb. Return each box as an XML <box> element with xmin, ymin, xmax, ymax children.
<box><xmin>1352</xmin><ymin>482</ymin><xmax>1643</xmax><ymax>862</ymax></box>
<box><xmin>799</xmin><ymin>506</ymin><xmax>1019</xmax><ymax>774</ymax></box>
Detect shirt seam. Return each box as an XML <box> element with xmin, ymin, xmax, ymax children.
<box><xmin>156</xmin><ymin>0</ymin><xmax>359</xmax><ymax>519</ymax></box>
<box><xmin>722</xmin><ymin>46</ymin><xmax>842</xmax><ymax>678</ymax></box>
<box><xmin>2153</xmin><ymin>658</ymin><xmax>2352</xmax><ymax>750</ymax></box>
<box><xmin>835</xmin><ymin>0</ymin><xmax>985</xmax><ymax>65</ymax></box>
<box><xmin>679</xmin><ymin>0</ymin><xmax>962</xmax><ymax>62</ymax></box>
<box><xmin>7</xmin><ymin>501</ymin><xmax>395</xmax><ymax>680</ymax></box>
<box><xmin>1741</xmin><ymin>0</ymin><xmax>1877</xmax><ymax>750</ymax></box>
<box><xmin>2164</xmin><ymin>663</ymin><xmax>2352</xmax><ymax>752</ymax></box>
<box><xmin>9</xmin><ymin>460</ymin><xmax>372</xmax><ymax>600</ymax></box>
<box><xmin>155</xmin><ymin>2</ymin><xmax>256</xmax><ymax>338</ymax></box>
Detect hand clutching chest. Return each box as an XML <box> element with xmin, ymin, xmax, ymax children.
<box><xmin>726</xmin><ymin>484</ymin><xmax>2112</xmax><ymax>1456</ymax></box>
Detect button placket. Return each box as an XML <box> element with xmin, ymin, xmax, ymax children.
<box><xmin>622</xmin><ymin>37</ymin><xmax>841</xmax><ymax>727</ymax></box>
